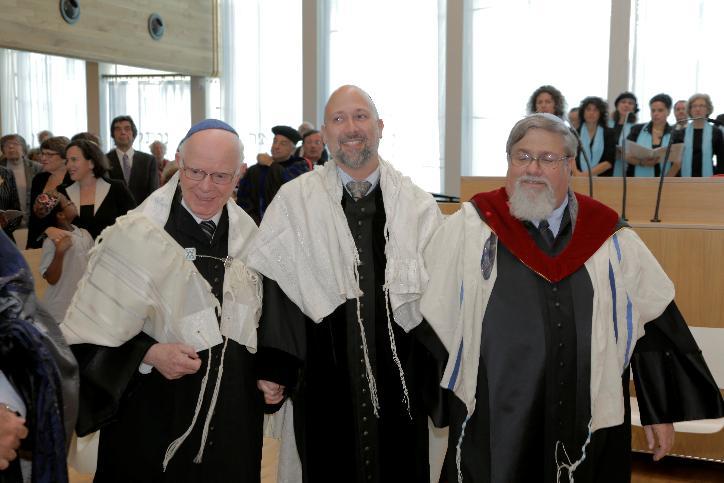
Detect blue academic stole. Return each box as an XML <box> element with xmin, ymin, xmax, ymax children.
<box><xmin>635</xmin><ymin>124</ymin><xmax>670</xmax><ymax>177</ymax></box>
<box><xmin>612</xmin><ymin>122</ymin><xmax>633</xmax><ymax>176</ymax></box>
<box><xmin>681</xmin><ymin>123</ymin><xmax>714</xmax><ymax>177</ymax></box>
<box><xmin>579</xmin><ymin>125</ymin><xmax>605</xmax><ymax>171</ymax></box>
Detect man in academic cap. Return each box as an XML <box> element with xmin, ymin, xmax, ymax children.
<box><xmin>236</xmin><ymin>125</ymin><xmax>309</xmax><ymax>224</ymax></box>
<box><xmin>61</xmin><ymin>119</ymin><xmax>265</xmax><ymax>482</ymax></box>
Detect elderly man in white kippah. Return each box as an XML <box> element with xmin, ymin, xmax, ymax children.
<box><xmin>61</xmin><ymin>119</ymin><xmax>265</xmax><ymax>482</ymax></box>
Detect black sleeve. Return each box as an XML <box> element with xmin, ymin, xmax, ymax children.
<box><xmin>599</xmin><ymin>128</ymin><xmax>616</xmax><ymax>176</ymax></box>
<box><xmin>72</xmin><ymin>331</ymin><xmax>156</xmax><ymax>436</ymax></box>
<box><xmin>235</xmin><ymin>169</ymin><xmax>261</xmax><ymax>225</ymax></box>
<box><xmin>631</xmin><ymin>301</ymin><xmax>724</xmax><ymax>425</ymax></box>
<box><xmin>256</xmin><ymin>278</ymin><xmax>308</xmax><ymax>412</ymax></box>
<box><xmin>627</xmin><ymin>123</ymin><xmax>644</xmax><ymax>142</ymax></box>
<box><xmin>115</xmin><ymin>180</ymin><xmax>138</xmax><ymax>215</ymax></box>
<box><xmin>713</xmin><ymin>127</ymin><xmax>724</xmax><ymax>174</ymax></box>
<box><xmin>411</xmin><ymin>319</ymin><xmax>450</xmax><ymax>428</ymax></box>
<box><xmin>26</xmin><ymin>174</ymin><xmax>47</xmax><ymax>248</ymax></box>
<box><xmin>146</xmin><ymin>154</ymin><xmax>160</xmax><ymax>196</ymax></box>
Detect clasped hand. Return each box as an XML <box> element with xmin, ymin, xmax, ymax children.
<box><xmin>143</xmin><ymin>343</ymin><xmax>202</xmax><ymax>380</ymax></box>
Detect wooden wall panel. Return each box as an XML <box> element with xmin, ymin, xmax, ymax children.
<box><xmin>460</xmin><ymin>176</ymin><xmax>724</xmax><ymax>226</ymax></box>
<box><xmin>634</xmin><ymin>225</ymin><xmax>724</xmax><ymax>329</ymax></box>
<box><xmin>0</xmin><ymin>0</ymin><xmax>218</xmax><ymax>76</ymax></box>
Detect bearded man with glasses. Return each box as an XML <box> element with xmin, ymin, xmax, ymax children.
<box><xmin>61</xmin><ymin>120</ymin><xmax>265</xmax><ymax>482</ymax></box>
<box><xmin>421</xmin><ymin>113</ymin><xmax>723</xmax><ymax>482</ymax></box>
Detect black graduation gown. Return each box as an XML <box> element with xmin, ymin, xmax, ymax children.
<box><xmin>236</xmin><ymin>156</ymin><xmax>309</xmax><ymax>225</ymax></box>
<box><xmin>444</xmin><ymin>206</ymin><xmax>724</xmax><ymax>483</ymax></box>
<box><xmin>258</xmin><ymin>186</ymin><xmax>443</xmax><ymax>483</ymax></box>
<box><xmin>72</xmin><ymin>193</ymin><xmax>264</xmax><ymax>483</ymax></box>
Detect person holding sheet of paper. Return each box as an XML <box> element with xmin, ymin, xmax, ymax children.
<box><xmin>625</xmin><ymin>93</ymin><xmax>684</xmax><ymax>177</ymax></box>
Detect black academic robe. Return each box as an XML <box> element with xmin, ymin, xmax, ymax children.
<box><xmin>72</xmin><ymin>192</ymin><xmax>263</xmax><ymax>483</ymax></box>
<box><xmin>258</xmin><ymin>186</ymin><xmax>443</xmax><ymax>483</ymax></box>
<box><xmin>236</xmin><ymin>156</ymin><xmax>309</xmax><ymax>225</ymax></box>
<box><xmin>443</xmin><ymin>195</ymin><xmax>723</xmax><ymax>483</ymax></box>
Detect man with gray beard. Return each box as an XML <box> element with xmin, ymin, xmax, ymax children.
<box><xmin>421</xmin><ymin>113</ymin><xmax>723</xmax><ymax>482</ymax></box>
<box><xmin>248</xmin><ymin>85</ymin><xmax>446</xmax><ymax>483</ymax></box>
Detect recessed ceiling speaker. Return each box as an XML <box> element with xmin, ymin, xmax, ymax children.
<box><xmin>59</xmin><ymin>0</ymin><xmax>80</xmax><ymax>25</ymax></box>
<box><xmin>148</xmin><ymin>13</ymin><xmax>165</xmax><ymax>40</ymax></box>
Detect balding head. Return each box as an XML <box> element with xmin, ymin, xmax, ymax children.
<box><xmin>321</xmin><ymin>85</ymin><xmax>384</xmax><ymax>175</ymax></box>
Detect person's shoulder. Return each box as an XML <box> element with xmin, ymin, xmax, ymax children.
<box><xmin>134</xmin><ymin>150</ymin><xmax>156</xmax><ymax>163</ymax></box>
<box><xmin>628</xmin><ymin>123</ymin><xmax>645</xmax><ymax>137</ymax></box>
<box><xmin>27</xmin><ymin>159</ymin><xmax>42</xmax><ymax>174</ymax></box>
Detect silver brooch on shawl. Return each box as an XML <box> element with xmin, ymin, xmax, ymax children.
<box><xmin>184</xmin><ymin>247</ymin><xmax>234</xmax><ymax>268</ymax></box>
<box><xmin>480</xmin><ymin>233</ymin><xmax>497</xmax><ymax>280</ymax></box>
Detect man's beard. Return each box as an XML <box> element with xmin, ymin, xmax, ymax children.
<box><xmin>332</xmin><ymin>136</ymin><xmax>375</xmax><ymax>169</ymax></box>
<box><xmin>509</xmin><ymin>175</ymin><xmax>558</xmax><ymax>221</ymax></box>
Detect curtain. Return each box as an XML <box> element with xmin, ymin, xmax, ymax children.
<box><xmin>103</xmin><ymin>76</ymin><xmax>190</xmax><ymax>154</ymax></box>
<box><xmin>631</xmin><ymin>0</ymin><xmax>724</xmax><ymax>121</ymax></box>
<box><xmin>0</xmin><ymin>49</ymin><xmax>87</xmax><ymax>146</ymax></box>
<box><xmin>467</xmin><ymin>0</ymin><xmax>611</xmax><ymax>176</ymax></box>
<box><xmin>219</xmin><ymin>0</ymin><xmax>303</xmax><ymax>160</ymax></box>
<box><xmin>326</xmin><ymin>0</ymin><xmax>444</xmax><ymax>193</ymax></box>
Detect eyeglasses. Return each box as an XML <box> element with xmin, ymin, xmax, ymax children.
<box><xmin>181</xmin><ymin>166</ymin><xmax>237</xmax><ymax>185</ymax></box>
<box><xmin>509</xmin><ymin>152</ymin><xmax>571</xmax><ymax>170</ymax></box>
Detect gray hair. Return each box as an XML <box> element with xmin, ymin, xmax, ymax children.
<box><xmin>506</xmin><ymin>113</ymin><xmax>578</xmax><ymax>158</ymax></box>
<box><xmin>687</xmin><ymin>93</ymin><xmax>714</xmax><ymax>117</ymax></box>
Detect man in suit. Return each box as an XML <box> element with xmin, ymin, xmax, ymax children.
<box><xmin>106</xmin><ymin>115</ymin><xmax>159</xmax><ymax>204</ymax></box>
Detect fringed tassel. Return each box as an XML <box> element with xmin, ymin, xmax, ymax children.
<box><xmin>456</xmin><ymin>415</ymin><xmax>471</xmax><ymax>483</ymax></box>
<box><xmin>355</xmin><ymin>294</ymin><xmax>380</xmax><ymax>418</ymax></box>
<box><xmin>352</xmin><ymin>258</ymin><xmax>380</xmax><ymax>418</ymax></box>
<box><xmin>163</xmin><ymin>331</ymin><xmax>212</xmax><ymax>472</ymax></box>
<box><xmin>555</xmin><ymin>418</ymin><xmax>593</xmax><ymax>483</ymax></box>
<box><xmin>383</xmin><ymin>286</ymin><xmax>411</xmax><ymax>419</ymax></box>
<box><xmin>194</xmin><ymin>336</ymin><xmax>230</xmax><ymax>463</ymax></box>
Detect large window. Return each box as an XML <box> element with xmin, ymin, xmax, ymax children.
<box><xmin>101</xmin><ymin>64</ymin><xmax>190</xmax><ymax>154</ymax></box>
<box><xmin>218</xmin><ymin>0</ymin><xmax>303</xmax><ymax>162</ymax></box>
<box><xmin>469</xmin><ymin>0</ymin><xmax>611</xmax><ymax>176</ymax></box>
<box><xmin>0</xmin><ymin>49</ymin><xmax>86</xmax><ymax>147</ymax></box>
<box><xmin>631</xmin><ymin>0</ymin><xmax>724</xmax><ymax>123</ymax></box>
<box><xmin>326</xmin><ymin>0</ymin><xmax>445</xmax><ymax>193</ymax></box>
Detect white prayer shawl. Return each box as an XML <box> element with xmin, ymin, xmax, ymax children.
<box><xmin>247</xmin><ymin>157</ymin><xmax>443</xmax><ymax>332</ymax></box>
<box><xmin>421</xmin><ymin>203</ymin><xmax>674</xmax><ymax>478</ymax></box>
<box><xmin>61</xmin><ymin>171</ymin><xmax>262</xmax><ymax>353</ymax></box>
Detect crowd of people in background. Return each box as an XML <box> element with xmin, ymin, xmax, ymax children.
<box><xmin>0</xmin><ymin>86</ymin><xmax>722</xmax><ymax>482</ymax></box>
<box><xmin>528</xmin><ymin>85</ymin><xmax>724</xmax><ymax>179</ymax></box>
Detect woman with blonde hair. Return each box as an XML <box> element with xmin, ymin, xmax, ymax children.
<box><xmin>681</xmin><ymin>93</ymin><xmax>724</xmax><ymax>176</ymax></box>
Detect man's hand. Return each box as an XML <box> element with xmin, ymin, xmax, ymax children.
<box><xmin>0</xmin><ymin>213</ymin><xmax>7</xmax><ymax>229</ymax></box>
<box><xmin>143</xmin><ymin>343</ymin><xmax>201</xmax><ymax>380</ymax></box>
<box><xmin>0</xmin><ymin>408</ymin><xmax>28</xmax><ymax>470</ymax></box>
<box><xmin>644</xmin><ymin>423</ymin><xmax>675</xmax><ymax>461</ymax></box>
<box><xmin>256</xmin><ymin>153</ymin><xmax>274</xmax><ymax>166</ymax></box>
<box><xmin>257</xmin><ymin>380</ymin><xmax>285</xmax><ymax>405</ymax></box>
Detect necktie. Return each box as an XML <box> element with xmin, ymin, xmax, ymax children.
<box><xmin>346</xmin><ymin>180</ymin><xmax>372</xmax><ymax>201</ymax></box>
<box><xmin>199</xmin><ymin>219</ymin><xmax>216</xmax><ymax>243</ymax></box>
<box><xmin>121</xmin><ymin>153</ymin><xmax>131</xmax><ymax>183</ymax></box>
<box><xmin>538</xmin><ymin>219</ymin><xmax>555</xmax><ymax>247</ymax></box>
